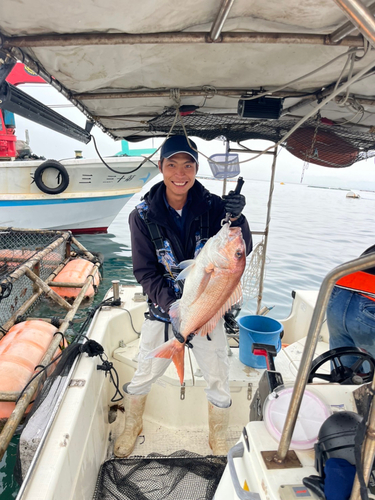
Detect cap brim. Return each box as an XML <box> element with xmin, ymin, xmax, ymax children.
<box><xmin>163</xmin><ymin>150</ymin><xmax>198</xmax><ymax>162</ymax></box>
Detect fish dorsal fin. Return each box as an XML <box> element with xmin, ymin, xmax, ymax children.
<box><xmin>197</xmin><ymin>282</ymin><xmax>243</xmax><ymax>336</ymax></box>
<box><xmin>176</xmin><ymin>263</ymin><xmax>195</xmax><ymax>281</ymax></box>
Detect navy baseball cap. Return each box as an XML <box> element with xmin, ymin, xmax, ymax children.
<box><xmin>160</xmin><ymin>135</ymin><xmax>199</xmax><ymax>163</ymax></box>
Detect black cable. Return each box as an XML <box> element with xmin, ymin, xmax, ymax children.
<box><xmin>91</xmin><ymin>134</ymin><xmax>158</xmax><ymax>174</ymax></box>
<box><xmin>16</xmin><ymin>296</ymin><xmax>135</xmax><ymax>406</ymax></box>
<box><xmin>16</xmin><ymin>351</ymin><xmax>64</xmax><ymax>404</ymax></box>
<box><xmin>0</xmin><ymin>281</ymin><xmax>13</xmax><ymax>303</ymax></box>
<box><xmin>96</xmin><ymin>351</ymin><xmax>123</xmax><ymax>402</ymax></box>
<box><xmin>123</xmin><ymin>307</ymin><xmax>141</xmax><ymax>335</ymax></box>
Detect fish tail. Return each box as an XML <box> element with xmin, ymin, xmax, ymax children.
<box><xmin>146</xmin><ymin>338</ymin><xmax>185</xmax><ymax>384</ymax></box>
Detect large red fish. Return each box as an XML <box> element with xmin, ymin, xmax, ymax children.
<box><xmin>148</xmin><ymin>223</ymin><xmax>246</xmax><ymax>384</ymax></box>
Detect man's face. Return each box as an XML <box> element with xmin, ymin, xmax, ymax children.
<box><xmin>159</xmin><ymin>153</ymin><xmax>197</xmax><ymax>198</ymax></box>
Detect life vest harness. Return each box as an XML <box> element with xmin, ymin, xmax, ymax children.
<box><xmin>336</xmin><ymin>271</ymin><xmax>375</xmax><ymax>301</ymax></box>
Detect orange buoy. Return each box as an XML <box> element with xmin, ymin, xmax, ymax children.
<box><xmin>0</xmin><ymin>249</ymin><xmax>62</xmax><ymax>271</ymax></box>
<box><xmin>0</xmin><ymin>320</ymin><xmax>60</xmax><ymax>422</ymax></box>
<box><xmin>50</xmin><ymin>258</ymin><xmax>100</xmax><ymax>299</ymax></box>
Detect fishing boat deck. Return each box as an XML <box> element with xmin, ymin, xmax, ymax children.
<box><xmin>111</xmin><ymin>286</ymin><xmax>330</xmax><ymax>459</ymax></box>
<box><xmin>16</xmin><ymin>285</ymin><xmax>333</xmax><ymax>500</ymax></box>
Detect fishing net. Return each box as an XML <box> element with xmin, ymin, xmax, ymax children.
<box><xmin>0</xmin><ymin>228</ymin><xmax>67</xmax><ymax>329</ymax></box>
<box><xmin>241</xmin><ymin>241</ymin><xmax>265</xmax><ymax>305</ymax></box>
<box><xmin>147</xmin><ymin>110</ymin><xmax>375</xmax><ymax>167</ymax></box>
<box><xmin>93</xmin><ymin>451</ymin><xmax>227</xmax><ymax>500</ymax></box>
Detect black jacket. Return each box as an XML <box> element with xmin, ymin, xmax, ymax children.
<box><xmin>128</xmin><ymin>180</ymin><xmax>253</xmax><ymax>312</ymax></box>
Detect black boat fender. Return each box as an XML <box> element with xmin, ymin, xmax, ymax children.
<box><xmin>34</xmin><ymin>159</ymin><xmax>70</xmax><ymax>195</ymax></box>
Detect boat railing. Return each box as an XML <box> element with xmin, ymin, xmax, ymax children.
<box><xmin>227</xmin><ymin>142</ymin><xmax>278</xmax><ymax>315</ymax></box>
<box><xmin>0</xmin><ymin>227</ymin><xmax>101</xmax><ymax>461</ymax></box>
<box><xmin>274</xmin><ymin>250</ymin><xmax>375</xmax><ymax>494</ymax></box>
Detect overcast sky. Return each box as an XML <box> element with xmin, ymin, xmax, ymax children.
<box><xmin>12</xmin><ymin>84</ymin><xmax>375</xmax><ymax>192</ymax></box>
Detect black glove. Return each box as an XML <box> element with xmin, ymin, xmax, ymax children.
<box><xmin>222</xmin><ymin>191</ymin><xmax>246</xmax><ymax>218</ymax></box>
<box><xmin>172</xmin><ymin>325</ymin><xmax>194</xmax><ymax>348</ymax></box>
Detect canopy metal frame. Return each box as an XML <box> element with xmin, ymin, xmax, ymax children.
<box><xmin>0</xmin><ymin>0</ymin><xmax>372</xmax><ymax>142</ymax></box>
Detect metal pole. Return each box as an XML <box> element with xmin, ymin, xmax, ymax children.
<box><xmin>276</xmin><ymin>251</ymin><xmax>375</xmax><ymax>461</ymax></box>
<box><xmin>222</xmin><ymin>139</ymin><xmax>230</xmax><ymax>196</ymax></box>
<box><xmin>330</xmin><ymin>1</ymin><xmax>375</xmax><ymax>41</ymax></box>
<box><xmin>210</xmin><ymin>0</ymin><xmax>236</xmax><ymax>41</ymax></box>
<box><xmin>70</xmin><ymin>236</ymin><xmax>96</xmax><ymax>261</ymax></box>
<box><xmin>2</xmin><ymin>32</ymin><xmax>364</xmax><ymax>48</ymax></box>
<box><xmin>256</xmin><ymin>147</ymin><xmax>278</xmax><ymax>314</ymax></box>
<box><xmin>73</xmin><ymin>88</ymin><xmax>308</xmax><ymax>100</ymax></box>
<box><xmin>112</xmin><ymin>280</ymin><xmax>120</xmax><ymax>302</ymax></box>
<box><xmin>333</xmin><ymin>0</ymin><xmax>375</xmax><ymax>47</ymax></box>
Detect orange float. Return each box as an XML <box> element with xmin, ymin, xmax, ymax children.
<box><xmin>0</xmin><ymin>320</ymin><xmax>61</xmax><ymax>423</ymax></box>
<box><xmin>50</xmin><ymin>258</ymin><xmax>100</xmax><ymax>299</ymax></box>
<box><xmin>286</xmin><ymin>127</ymin><xmax>358</xmax><ymax>168</ymax></box>
<box><xmin>0</xmin><ymin>249</ymin><xmax>63</xmax><ymax>270</ymax></box>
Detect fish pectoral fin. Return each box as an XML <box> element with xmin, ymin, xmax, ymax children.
<box><xmin>176</xmin><ymin>263</ymin><xmax>195</xmax><ymax>281</ymax></box>
<box><xmin>194</xmin><ymin>269</ymin><xmax>212</xmax><ymax>299</ymax></box>
<box><xmin>178</xmin><ymin>259</ymin><xmax>195</xmax><ymax>270</ymax></box>
<box><xmin>205</xmin><ymin>263</ymin><xmax>215</xmax><ymax>273</ymax></box>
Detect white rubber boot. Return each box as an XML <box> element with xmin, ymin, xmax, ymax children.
<box><xmin>114</xmin><ymin>390</ymin><xmax>147</xmax><ymax>458</ymax></box>
<box><xmin>208</xmin><ymin>402</ymin><xmax>230</xmax><ymax>455</ymax></box>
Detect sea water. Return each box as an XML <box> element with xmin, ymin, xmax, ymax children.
<box><xmin>78</xmin><ymin>177</ymin><xmax>375</xmax><ymax>319</ymax></box>
<box><xmin>2</xmin><ymin>178</ymin><xmax>374</xmax><ymax>498</ymax></box>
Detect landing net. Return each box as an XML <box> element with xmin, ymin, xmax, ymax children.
<box><xmin>93</xmin><ymin>451</ymin><xmax>226</xmax><ymax>500</ymax></box>
<box><xmin>148</xmin><ymin>110</ymin><xmax>375</xmax><ymax>167</ymax></box>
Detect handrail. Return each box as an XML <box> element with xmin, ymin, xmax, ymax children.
<box><xmin>276</xmin><ymin>251</ymin><xmax>375</xmax><ymax>461</ymax></box>
<box><xmin>256</xmin><ymin>147</ymin><xmax>278</xmax><ymax>314</ymax></box>
<box><xmin>330</xmin><ymin>0</ymin><xmax>375</xmax><ymax>42</ymax></box>
<box><xmin>210</xmin><ymin>0</ymin><xmax>235</xmax><ymax>42</ymax></box>
<box><xmin>333</xmin><ymin>0</ymin><xmax>375</xmax><ymax>47</ymax></box>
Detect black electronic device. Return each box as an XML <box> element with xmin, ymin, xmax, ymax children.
<box><xmin>238</xmin><ymin>96</ymin><xmax>283</xmax><ymax>119</ymax></box>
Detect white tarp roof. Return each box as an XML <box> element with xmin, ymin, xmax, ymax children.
<box><xmin>1</xmin><ymin>0</ymin><xmax>375</xmax><ymax>140</ymax></box>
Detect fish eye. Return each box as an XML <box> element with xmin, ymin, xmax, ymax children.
<box><xmin>235</xmin><ymin>250</ymin><xmax>243</xmax><ymax>259</ymax></box>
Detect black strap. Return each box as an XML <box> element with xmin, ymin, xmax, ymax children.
<box><xmin>164</xmin><ymin>322</ymin><xmax>169</xmax><ymax>342</ymax></box>
<box><xmin>144</xmin><ymin>214</ymin><xmax>165</xmax><ymax>253</ymax></box>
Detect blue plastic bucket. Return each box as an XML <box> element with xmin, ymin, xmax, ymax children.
<box><xmin>238</xmin><ymin>315</ymin><xmax>283</xmax><ymax>368</ymax></box>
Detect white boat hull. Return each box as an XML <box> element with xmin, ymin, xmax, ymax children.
<box><xmin>0</xmin><ymin>156</ymin><xmax>159</xmax><ymax>232</ymax></box>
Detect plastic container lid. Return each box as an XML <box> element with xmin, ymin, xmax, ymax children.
<box><xmin>263</xmin><ymin>387</ymin><xmax>331</xmax><ymax>450</ymax></box>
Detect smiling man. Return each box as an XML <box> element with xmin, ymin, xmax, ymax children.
<box><xmin>114</xmin><ymin>135</ymin><xmax>252</xmax><ymax>458</ymax></box>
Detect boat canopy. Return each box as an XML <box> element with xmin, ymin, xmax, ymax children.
<box><xmin>1</xmin><ymin>0</ymin><xmax>375</xmax><ymax>164</ymax></box>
